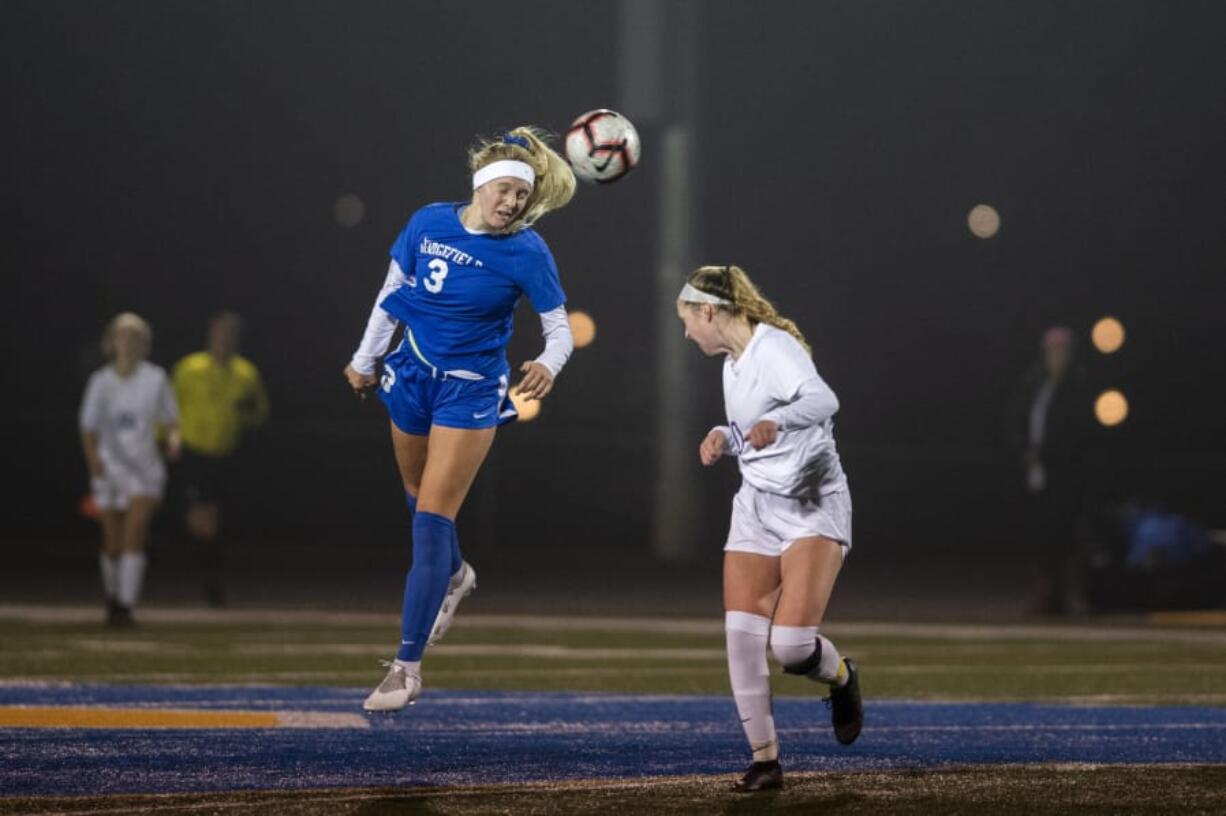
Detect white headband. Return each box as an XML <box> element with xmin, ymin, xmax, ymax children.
<box><xmin>472</xmin><ymin>160</ymin><xmax>535</xmax><ymax>190</ymax></box>
<box><xmin>678</xmin><ymin>282</ymin><xmax>732</xmax><ymax>305</ymax></box>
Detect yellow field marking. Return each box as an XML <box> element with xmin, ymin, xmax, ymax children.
<box><xmin>0</xmin><ymin>706</ymin><xmax>369</xmax><ymax>729</ymax></box>
<box><xmin>0</xmin><ymin>706</ymin><xmax>279</xmax><ymax>728</ymax></box>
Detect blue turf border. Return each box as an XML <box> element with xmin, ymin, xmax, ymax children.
<box><xmin>2</xmin><ymin>685</ymin><xmax>1225</xmax><ymax>795</ymax></box>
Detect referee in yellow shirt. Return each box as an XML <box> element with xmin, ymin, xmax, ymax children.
<box><xmin>172</xmin><ymin>311</ymin><xmax>269</xmax><ymax>606</ymax></box>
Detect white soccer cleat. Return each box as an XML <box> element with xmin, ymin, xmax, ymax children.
<box><xmin>428</xmin><ymin>561</ymin><xmax>477</xmax><ymax>646</ymax></box>
<box><xmin>362</xmin><ymin>662</ymin><xmax>421</xmax><ymax>712</ymax></box>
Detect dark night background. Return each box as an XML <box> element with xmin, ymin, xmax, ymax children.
<box><xmin>4</xmin><ymin>1</ymin><xmax>1224</xmax><ymax>616</ymax></box>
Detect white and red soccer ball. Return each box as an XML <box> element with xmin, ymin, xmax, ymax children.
<box><xmin>564</xmin><ymin>109</ymin><xmax>641</xmax><ymax>184</ymax></box>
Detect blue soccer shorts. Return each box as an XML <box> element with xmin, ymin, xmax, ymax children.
<box><xmin>378</xmin><ymin>345</ymin><xmax>516</xmax><ymax>435</ymax></box>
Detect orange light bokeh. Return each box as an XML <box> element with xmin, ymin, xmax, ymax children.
<box><xmin>1095</xmin><ymin>389</ymin><xmax>1129</xmax><ymax>427</ymax></box>
<box><xmin>510</xmin><ymin>389</ymin><xmax>541</xmax><ymax>422</ymax></box>
<box><xmin>569</xmin><ymin>311</ymin><xmax>596</xmax><ymax>348</ymax></box>
<box><xmin>967</xmin><ymin>203</ymin><xmax>1000</xmax><ymax>238</ymax></box>
<box><xmin>1091</xmin><ymin>316</ymin><xmax>1126</xmax><ymax>354</ymax></box>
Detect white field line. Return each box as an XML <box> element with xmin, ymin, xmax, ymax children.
<box><xmin>0</xmin><ymin>604</ymin><xmax>402</xmax><ymax>626</ymax></box>
<box><xmin>3</xmin><ymin>604</ymin><xmax>1225</xmax><ymax>645</ymax></box>
<box><xmin>0</xmin><ymin>667</ymin><xmax>718</xmax><ymax>684</ymax></box>
<box><xmin>76</xmin><ymin>640</ymin><xmax>196</xmax><ymax>655</ymax></box>
<box><xmin>843</xmin><ymin>722</ymin><xmax>1226</xmax><ymax>733</ymax></box>
<box><xmin>10</xmin><ymin>664</ymin><xmax>1219</xmax><ymax>690</ymax></box>
<box><xmin>870</xmin><ymin>663</ymin><xmax>1226</xmax><ymax>674</ymax></box>
<box><xmin>229</xmin><ymin>643</ymin><xmax>727</xmax><ymax>660</ymax></box>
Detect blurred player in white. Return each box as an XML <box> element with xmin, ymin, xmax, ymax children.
<box><xmin>344</xmin><ymin>126</ymin><xmax>576</xmax><ymax>711</ymax></box>
<box><xmin>677</xmin><ymin>265</ymin><xmax>862</xmax><ymax>792</ymax></box>
<box><xmin>79</xmin><ymin>312</ymin><xmax>180</xmax><ymax>626</ymax></box>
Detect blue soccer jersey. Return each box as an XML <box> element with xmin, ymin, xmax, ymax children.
<box><xmin>379</xmin><ymin>202</ymin><xmax>566</xmax><ymax>379</ymax></box>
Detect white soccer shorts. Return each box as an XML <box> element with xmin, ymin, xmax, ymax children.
<box><xmin>91</xmin><ymin>467</ymin><xmax>165</xmax><ymax>511</ymax></box>
<box><xmin>724</xmin><ymin>481</ymin><xmax>852</xmax><ymax>557</ymax></box>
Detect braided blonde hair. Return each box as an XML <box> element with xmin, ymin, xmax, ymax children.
<box><xmin>468</xmin><ymin>126</ymin><xmax>575</xmax><ymax>231</ymax></box>
<box><xmin>683</xmin><ymin>265</ymin><xmax>810</xmax><ymax>354</ymax></box>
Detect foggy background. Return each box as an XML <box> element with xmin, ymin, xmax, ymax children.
<box><xmin>5</xmin><ymin>0</ymin><xmax>1225</xmax><ymax>617</ymax></box>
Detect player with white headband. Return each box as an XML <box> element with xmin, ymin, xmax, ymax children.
<box><xmin>343</xmin><ymin>126</ymin><xmax>577</xmax><ymax>711</ymax></box>
<box><xmin>677</xmin><ymin>264</ymin><xmax>863</xmax><ymax>792</ymax></box>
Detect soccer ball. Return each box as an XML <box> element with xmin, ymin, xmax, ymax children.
<box><xmin>564</xmin><ymin>109</ymin><xmax>641</xmax><ymax>184</ymax></box>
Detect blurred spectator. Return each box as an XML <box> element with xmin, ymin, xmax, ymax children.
<box><xmin>172</xmin><ymin>311</ymin><xmax>269</xmax><ymax>607</ymax></box>
<box><xmin>79</xmin><ymin>313</ymin><xmax>180</xmax><ymax>626</ymax></box>
<box><xmin>1006</xmin><ymin>326</ymin><xmax>1094</xmax><ymax>615</ymax></box>
<box><xmin>1083</xmin><ymin>501</ymin><xmax>1226</xmax><ymax>611</ymax></box>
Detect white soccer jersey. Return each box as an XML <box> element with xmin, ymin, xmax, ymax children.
<box><xmin>79</xmin><ymin>361</ymin><xmax>178</xmax><ymax>484</ymax></box>
<box><xmin>720</xmin><ymin>324</ymin><xmax>847</xmax><ymax>497</ymax></box>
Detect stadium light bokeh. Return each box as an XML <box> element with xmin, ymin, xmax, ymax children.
<box><xmin>967</xmin><ymin>204</ymin><xmax>1000</xmax><ymax>238</ymax></box>
<box><xmin>1091</xmin><ymin>316</ymin><xmax>1126</xmax><ymax>354</ymax></box>
<box><xmin>510</xmin><ymin>389</ymin><xmax>541</xmax><ymax>422</ymax></box>
<box><xmin>569</xmin><ymin>311</ymin><xmax>596</xmax><ymax>348</ymax></box>
<box><xmin>333</xmin><ymin>194</ymin><xmax>366</xmax><ymax>228</ymax></box>
<box><xmin>1095</xmin><ymin>389</ymin><xmax>1129</xmax><ymax>427</ymax></box>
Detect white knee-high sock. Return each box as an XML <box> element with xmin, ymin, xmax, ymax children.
<box><xmin>726</xmin><ymin>611</ymin><xmax>778</xmax><ymax>762</ymax></box>
<box><xmin>98</xmin><ymin>555</ymin><xmax>118</xmax><ymax>600</ymax></box>
<box><xmin>116</xmin><ymin>553</ymin><xmax>146</xmax><ymax>608</ymax></box>
<box><xmin>771</xmin><ymin>625</ymin><xmax>847</xmax><ymax>687</ymax></box>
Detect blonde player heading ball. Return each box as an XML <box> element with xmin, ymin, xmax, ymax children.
<box><xmin>676</xmin><ymin>265</ymin><xmax>862</xmax><ymax>793</ymax></box>
<box><xmin>344</xmin><ymin>126</ymin><xmax>577</xmax><ymax>712</ymax></box>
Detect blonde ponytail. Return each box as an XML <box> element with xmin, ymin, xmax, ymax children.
<box><xmin>684</xmin><ymin>265</ymin><xmax>811</xmax><ymax>354</ymax></box>
<box><xmin>468</xmin><ymin>126</ymin><xmax>576</xmax><ymax>231</ymax></box>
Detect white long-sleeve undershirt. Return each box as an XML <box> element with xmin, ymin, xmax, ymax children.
<box><xmin>710</xmin><ymin>377</ymin><xmax>840</xmax><ymax>446</ymax></box>
<box><xmin>533</xmin><ymin>306</ymin><xmax>573</xmax><ymax>377</ymax></box>
<box><xmin>759</xmin><ymin>376</ymin><xmax>839</xmax><ymax>432</ymax></box>
<box><xmin>349</xmin><ymin>260</ymin><xmax>408</xmax><ymax>376</ymax></box>
<box><xmin>348</xmin><ymin>260</ymin><xmax>575</xmax><ymax>379</ymax></box>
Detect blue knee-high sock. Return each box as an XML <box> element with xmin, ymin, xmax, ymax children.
<box><xmin>450</xmin><ymin>524</ymin><xmax>463</xmax><ymax>576</ymax></box>
<box><xmin>397</xmin><ymin>511</ymin><xmax>455</xmax><ymax>662</ymax></box>
<box><xmin>405</xmin><ymin>491</ymin><xmax>462</xmax><ymax>576</ymax></box>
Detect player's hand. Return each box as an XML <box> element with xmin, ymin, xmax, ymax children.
<box><xmin>515</xmin><ymin>361</ymin><xmax>554</xmax><ymax>401</ymax></box>
<box><xmin>164</xmin><ymin>429</ymin><xmax>182</xmax><ymax>463</ymax></box>
<box><xmin>344</xmin><ymin>364</ymin><xmax>378</xmax><ymax>399</ymax></box>
<box><xmin>699</xmin><ymin>430</ymin><xmax>728</xmax><ymax>466</ymax></box>
<box><xmin>746</xmin><ymin>420</ymin><xmax>779</xmax><ymax>450</ymax></box>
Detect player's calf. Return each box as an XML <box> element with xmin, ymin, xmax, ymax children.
<box><xmin>773</xmin><ymin>626</ymin><xmax>863</xmax><ymax>745</ymax></box>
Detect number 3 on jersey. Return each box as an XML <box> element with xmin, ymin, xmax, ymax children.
<box><xmin>423</xmin><ymin>258</ymin><xmax>449</xmax><ymax>293</ymax></box>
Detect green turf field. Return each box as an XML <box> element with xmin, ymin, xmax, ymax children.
<box><xmin>2</xmin><ymin>610</ymin><xmax>1224</xmax><ymax>703</ymax></box>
